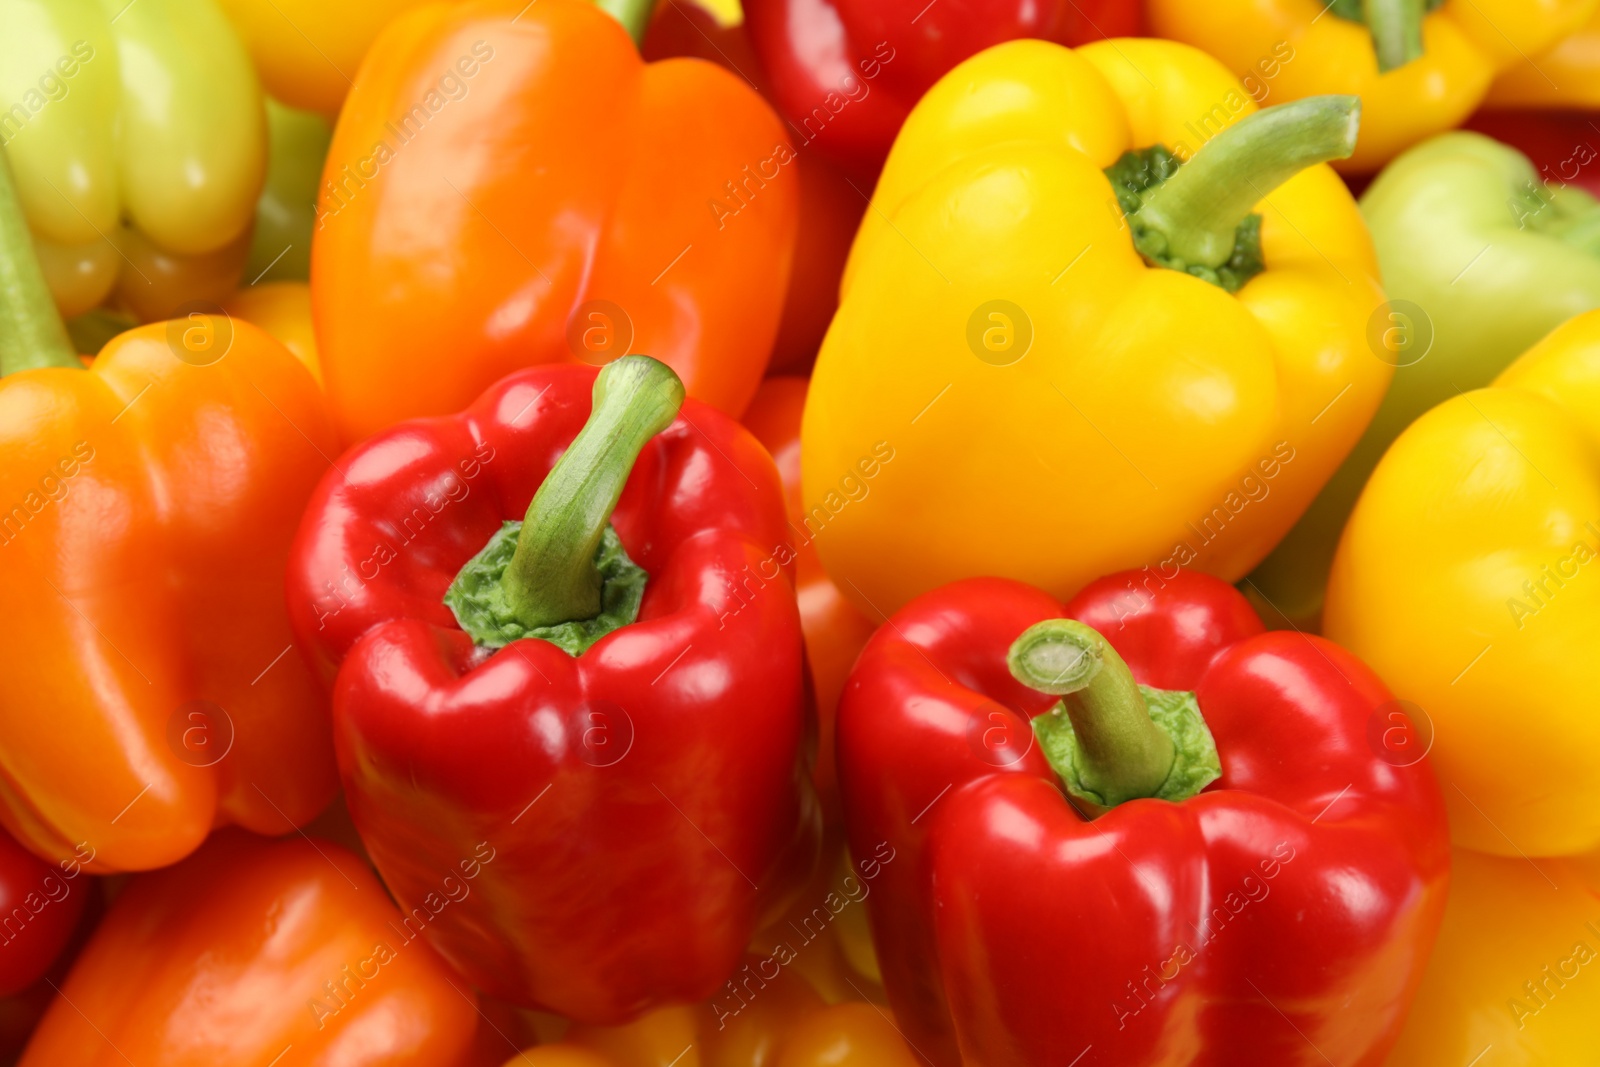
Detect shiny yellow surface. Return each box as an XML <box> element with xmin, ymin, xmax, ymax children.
<box><xmin>1327</xmin><ymin>310</ymin><xmax>1600</xmax><ymax>857</ymax></box>
<box><xmin>224</xmin><ymin>280</ymin><xmax>321</xmax><ymax>383</ymax></box>
<box><xmin>1149</xmin><ymin>0</ymin><xmax>1598</xmax><ymax>172</ymax></box>
<box><xmin>216</xmin><ymin>0</ymin><xmax>448</xmax><ymax>116</ymax></box>
<box><xmin>802</xmin><ymin>37</ymin><xmax>1386</xmax><ymax>617</ymax></box>
<box><xmin>1384</xmin><ymin>850</ymin><xmax>1600</xmax><ymax>1065</ymax></box>
<box><xmin>1487</xmin><ymin>5</ymin><xmax>1600</xmax><ymax>107</ymax></box>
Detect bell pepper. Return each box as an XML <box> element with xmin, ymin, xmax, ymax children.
<box><xmin>19</xmin><ymin>830</ymin><xmax>479</xmax><ymax>1065</ymax></box>
<box><xmin>741</xmin><ymin>0</ymin><xmax>1143</xmax><ymax>179</ymax></box>
<box><xmin>217</xmin><ymin>0</ymin><xmax>451</xmax><ymax>117</ymax></box>
<box><xmin>642</xmin><ymin>4</ymin><xmax>864</xmax><ymax>376</ymax></box>
<box><xmin>0</xmin><ymin>152</ymin><xmax>337</xmax><ymax>872</ymax></box>
<box><xmin>1148</xmin><ymin>0</ymin><xmax>1597</xmax><ymax>173</ymax></box>
<box><xmin>0</xmin><ymin>826</ymin><xmax>87</xmax><ymax>998</ymax></box>
<box><xmin>742</xmin><ymin>377</ymin><xmax>875</xmax><ymax>815</ymax></box>
<box><xmin>246</xmin><ymin>98</ymin><xmax>332</xmax><ymax>287</ymax></box>
<box><xmin>803</xmin><ymin>37</ymin><xmax>1388</xmax><ymax>617</ymax></box>
<box><xmin>1251</xmin><ymin>129</ymin><xmax>1600</xmax><ymax>627</ymax></box>
<box><xmin>224</xmin><ymin>279</ymin><xmax>322</xmax><ymax>384</ymax></box>
<box><xmin>1486</xmin><ymin>5</ymin><xmax>1600</xmax><ymax>109</ymax></box>
<box><xmin>1467</xmin><ymin>108</ymin><xmax>1600</xmax><ymax>199</ymax></box>
<box><xmin>838</xmin><ymin>566</ymin><xmax>1450</xmax><ymax>1066</ymax></box>
<box><xmin>1</xmin><ymin>0</ymin><xmax>266</xmax><ymax>320</ymax></box>
<box><xmin>1326</xmin><ymin>307</ymin><xmax>1600</xmax><ymax>857</ymax></box>
<box><xmin>286</xmin><ymin>355</ymin><xmax>817</xmax><ymax>1023</ymax></box>
<box><xmin>312</xmin><ymin>0</ymin><xmax>798</xmax><ymax>445</ymax></box>
<box><xmin>1382</xmin><ymin>849</ymin><xmax>1600</xmax><ymax>1066</ymax></box>
<box><xmin>538</xmin><ymin>987</ymin><xmax>919</xmax><ymax>1067</ymax></box>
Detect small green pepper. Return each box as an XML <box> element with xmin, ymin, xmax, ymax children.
<box><xmin>1250</xmin><ymin>130</ymin><xmax>1600</xmax><ymax>626</ymax></box>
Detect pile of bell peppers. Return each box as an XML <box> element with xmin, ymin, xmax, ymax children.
<box><xmin>3</xmin><ymin>0</ymin><xmax>1600</xmax><ymax>1063</ymax></box>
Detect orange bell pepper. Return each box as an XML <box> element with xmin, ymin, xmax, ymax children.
<box><xmin>312</xmin><ymin>0</ymin><xmax>799</xmax><ymax>444</ymax></box>
<box><xmin>742</xmin><ymin>378</ymin><xmax>876</xmax><ymax>815</ymax></box>
<box><xmin>641</xmin><ymin>4</ymin><xmax>864</xmax><ymax>376</ymax></box>
<box><xmin>0</xmin><ymin>154</ymin><xmax>336</xmax><ymax>873</ymax></box>
<box><xmin>19</xmin><ymin>830</ymin><xmax>479</xmax><ymax>1066</ymax></box>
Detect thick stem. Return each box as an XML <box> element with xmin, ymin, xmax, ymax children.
<box><xmin>500</xmin><ymin>355</ymin><xmax>683</xmax><ymax>628</ymax></box>
<box><xmin>0</xmin><ymin>149</ymin><xmax>76</xmax><ymax>375</ymax></box>
<box><xmin>1009</xmin><ymin>620</ymin><xmax>1175</xmax><ymax>807</ymax></box>
<box><xmin>1365</xmin><ymin>0</ymin><xmax>1426</xmax><ymax>74</ymax></box>
<box><xmin>595</xmin><ymin>0</ymin><xmax>660</xmax><ymax>48</ymax></box>
<box><xmin>1133</xmin><ymin>96</ymin><xmax>1360</xmax><ymax>271</ymax></box>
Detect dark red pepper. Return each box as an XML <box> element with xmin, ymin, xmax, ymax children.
<box><xmin>286</xmin><ymin>357</ymin><xmax>818</xmax><ymax>1024</ymax></box>
<box><xmin>742</xmin><ymin>0</ymin><xmax>1145</xmax><ymax>179</ymax></box>
<box><xmin>0</xmin><ymin>827</ymin><xmax>87</xmax><ymax>998</ymax></box>
<box><xmin>837</xmin><ymin>568</ymin><xmax>1449</xmax><ymax>1066</ymax></box>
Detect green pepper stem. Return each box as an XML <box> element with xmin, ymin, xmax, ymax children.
<box><xmin>595</xmin><ymin>0</ymin><xmax>660</xmax><ymax>48</ymax></box>
<box><xmin>1008</xmin><ymin>620</ymin><xmax>1175</xmax><ymax>807</ymax></box>
<box><xmin>1133</xmin><ymin>96</ymin><xmax>1360</xmax><ymax>271</ymax></box>
<box><xmin>0</xmin><ymin>149</ymin><xmax>77</xmax><ymax>376</ymax></box>
<box><xmin>500</xmin><ymin>355</ymin><xmax>683</xmax><ymax>628</ymax></box>
<box><xmin>1366</xmin><ymin>0</ymin><xmax>1426</xmax><ymax>73</ymax></box>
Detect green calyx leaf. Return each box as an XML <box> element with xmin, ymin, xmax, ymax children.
<box><xmin>1032</xmin><ymin>684</ymin><xmax>1222</xmax><ymax>811</ymax></box>
<box><xmin>444</xmin><ymin>520</ymin><xmax>647</xmax><ymax>656</ymax></box>
<box><xmin>1105</xmin><ymin>146</ymin><xmax>1266</xmax><ymax>294</ymax></box>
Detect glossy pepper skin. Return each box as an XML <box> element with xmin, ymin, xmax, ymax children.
<box><xmin>1486</xmin><ymin>4</ymin><xmax>1600</xmax><ymax>109</ymax></box>
<box><xmin>0</xmin><ymin>149</ymin><xmax>336</xmax><ymax>873</ymax></box>
<box><xmin>838</xmin><ymin>568</ymin><xmax>1450</xmax><ymax>1066</ymax></box>
<box><xmin>246</xmin><ymin>98</ymin><xmax>332</xmax><ymax>287</ymax></box>
<box><xmin>286</xmin><ymin>360</ymin><xmax>815</xmax><ymax>1023</ymax></box>
<box><xmin>1</xmin><ymin>0</ymin><xmax>266</xmax><ymax>319</ymax></box>
<box><xmin>1382</xmin><ymin>849</ymin><xmax>1600</xmax><ymax>1066</ymax></box>
<box><xmin>1326</xmin><ymin>309</ymin><xmax>1600</xmax><ymax>858</ymax></box>
<box><xmin>1148</xmin><ymin>0</ymin><xmax>1597</xmax><ymax>173</ymax></box>
<box><xmin>217</xmin><ymin>0</ymin><xmax>451</xmax><ymax>117</ymax></box>
<box><xmin>742</xmin><ymin>0</ymin><xmax>1143</xmax><ymax>179</ymax></box>
<box><xmin>1252</xmin><ymin>130</ymin><xmax>1600</xmax><ymax>627</ymax></box>
<box><xmin>312</xmin><ymin>0</ymin><xmax>798</xmax><ymax>444</ymax></box>
<box><xmin>642</xmin><ymin>2</ymin><xmax>864</xmax><ymax>376</ymax></box>
<box><xmin>19</xmin><ymin>830</ymin><xmax>479</xmax><ymax>1066</ymax></box>
<box><xmin>803</xmin><ymin>38</ymin><xmax>1388</xmax><ymax>617</ymax></box>
<box><xmin>0</xmin><ymin>827</ymin><xmax>86</xmax><ymax>998</ymax></box>
<box><xmin>742</xmin><ymin>377</ymin><xmax>875</xmax><ymax>815</ymax></box>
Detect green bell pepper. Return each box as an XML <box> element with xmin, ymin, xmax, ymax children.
<box><xmin>0</xmin><ymin>0</ymin><xmax>265</xmax><ymax>319</ymax></box>
<box><xmin>1249</xmin><ymin>130</ymin><xmax>1600</xmax><ymax>627</ymax></box>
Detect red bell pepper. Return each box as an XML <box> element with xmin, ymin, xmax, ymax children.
<box><xmin>741</xmin><ymin>0</ymin><xmax>1145</xmax><ymax>178</ymax></box>
<box><xmin>0</xmin><ymin>827</ymin><xmax>87</xmax><ymax>998</ymax></box>
<box><xmin>286</xmin><ymin>356</ymin><xmax>818</xmax><ymax>1024</ymax></box>
<box><xmin>838</xmin><ymin>568</ymin><xmax>1449</xmax><ymax>1066</ymax></box>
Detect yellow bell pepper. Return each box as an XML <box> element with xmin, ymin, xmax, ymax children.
<box><xmin>802</xmin><ymin>37</ymin><xmax>1388</xmax><ymax>617</ymax></box>
<box><xmin>223</xmin><ymin>279</ymin><xmax>320</xmax><ymax>383</ymax></box>
<box><xmin>1148</xmin><ymin>0</ymin><xmax>1599</xmax><ymax>173</ymax></box>
<box><xmin>1383</xmin><ymin>849</ymin><xmax>1600</xmax><ymax>1065</ymax></box>
<box><xmin>1326</xmin><ymin>308</ymin><xmax>1600</xmax><ymax>857</ymax></box>
<box><xmin>1487</xmin><ymin>5</ymin><xmax>1600</xmax><ymax>108</ymax></box>
<box><xmin>216</xmin><ymin>0</ymin><xmax>454</xmax><ymax>117</ymax></box>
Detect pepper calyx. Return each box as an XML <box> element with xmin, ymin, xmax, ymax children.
<box><xmin>1031</xmin><ymin>686</ymin><xmax>1221</xmax><ymax>811</ymax></box>
<box><xmin>1008</xmin><ymin>618</ymin><xmax>1221</xmax><ymax>814</ymax></box>
<box><xmin>445</xmin><ymin>520</ymin><xmax>647</xmax><ymax>655</ymax></box>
